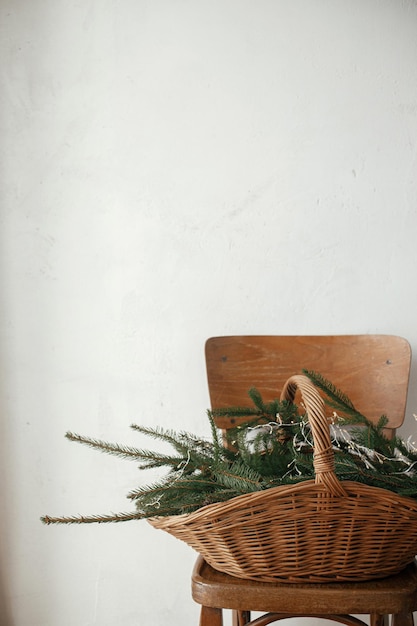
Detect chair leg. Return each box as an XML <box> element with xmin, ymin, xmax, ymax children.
<box><xmin>200</xmin><ymin>606</ymin><xmax>223</xmax><ymax>626</ymax></box>
<box><xmin>232</xmin><ymin>610</ymin><xmax>251</xmax><ymax>626</ymax></box>
<box><xmin>392</xmin><ymin>614</ymin><xmax>414</xmax><ymax>626</ymax></box>
<box><xmin>370</xmin><ymin>615</ymin><xmax>389</xmax><ymax>626</ymax></box>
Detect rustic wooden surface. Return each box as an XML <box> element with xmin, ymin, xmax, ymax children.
<box><xmin>205</xmin><ymin>335</ymin><xmax>411</xmax><ymax>429</ymax></box>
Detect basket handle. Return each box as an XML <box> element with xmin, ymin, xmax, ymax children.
<box><xmin>280</xmin><ymin>374</ymin><xmax>348</xmax><ymax>497</ymax></box>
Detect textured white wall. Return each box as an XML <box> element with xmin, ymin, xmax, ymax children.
<box><xmin>1</xmin><ymin>1</ymin><xmax>417</xmax><ymax>625</ymax></box>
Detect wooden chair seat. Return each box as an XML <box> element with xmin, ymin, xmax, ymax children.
<box><xmin>191</xmin><ymin>335</ymin><xmax>416</xmax><ymax>626</ymax></box>
<box><xmin>192</xmin><ymin>556</ymin><xmax>417</xmax><ymax>626</ymax></box>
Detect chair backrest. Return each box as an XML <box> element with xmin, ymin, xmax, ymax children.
<box><xmin>205</xmin><ymin>335</ymin><xmax>411</xmax><ymax>435</ymax></box>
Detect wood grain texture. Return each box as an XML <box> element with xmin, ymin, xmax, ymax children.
<box><xmin>192</xmin><ymin>556</ymin><xmax>417</xmax><ymax>617</ymax></box>
<box><xmin>205</xmin><ymin>335</ymin><xmax>411</xmax><ymax>429</ymax></box>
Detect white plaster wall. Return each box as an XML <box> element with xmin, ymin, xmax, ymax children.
<box><xmin>1</xmin><ymin>1</ymin><xmax>417</xmax><ymax>625</ymax></box>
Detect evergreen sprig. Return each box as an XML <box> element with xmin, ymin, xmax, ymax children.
<box><xmin>302</xmin><ymin>369</ymin><xmax>368</xmax><ymax>422</ymax></box>
<box><xmin>65</xmin><ymin>431</ymin><xmax>148</xmax><ymax>460</ymax></box>
<box><xmin>41</xmin><ymin>374</ymin><xmax>417</xmax><ymax>525</ymax></box>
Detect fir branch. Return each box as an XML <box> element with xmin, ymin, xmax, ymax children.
<box><xmin>213</xmin><ymin>461</ymin><xmax>264</xmax><ymax>493</ymax></box>
<box><xmin>127</xmin><ymin>475</ymin><xmax>218</xmax><ymax>500</ymax></box>
<box><xmin>65</xmin><ymin>432</ymin><xmax>151</xmax><ymax>461</ymax></box>
<box><xmin>66</xmin><ymin>431</ymin><xmax>189</xmax><ymax>470</ymax></box>
<box><xmin>42</xmin><ymin>375</ymin><xmax>417</xmax><ymax>525</ymax></box>
<box><xmin>210</xmin><ymin>395</ymin><xmax>299</xmax><ymax>429</ymax></box>
<box><xmin>302</xmin><ymin>370</ymin><xmax>367</xmax><ymax>420</ymax></box>
<box><xmin>376</xmin><ymin>414</ymin><xmax>389</xmax><ymax>431</ymax></box>
<box><xmin>248</xmin><ymin>387</ymin><xmax>267</xmax><ymax>411</ymax></box>
<box><xmin>135</xmin><ymin>452</ymin><xmax>191</xmax><ymax>471</ymax></box>
<box><xmin>130</xmin><ymin>423</ymin><xmax>206</xmax><ymax>457</ymax></box>
<box><xmin>207</xmin><ymin>410</ymin><xmax>221</xmax><ymax>464</ymax></box>
<box><xmin>41</xmin><ymin>511</ymin><xmax>142</xmax><ymax>524</ymax></box>
<box><xmin>210</xmin><ymin>406</ymin><xmax>260</xmax><ymax>418</ymax></box>
<box><xmin>393</xmin><ymin>436</ymin><xmax>417</xmax><ymax>462</ymax></box>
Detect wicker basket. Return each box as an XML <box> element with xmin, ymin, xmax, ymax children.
<box><xmin>149</xmin><ymin>374</ymin><xmax>417</xmax><ymax>583</ymax></box>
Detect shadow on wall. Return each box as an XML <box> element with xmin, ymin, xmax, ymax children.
<box><xmin>0</xmin><ymin>565</ymin><xmax>13</xmax><ymax>625</ymax></box>
<box><xmin>0</xmin><ymin>373</ymin><xmax>14</xmax><ymax>625</ymax></box>
<box><xmin>399</xmin><ymin>357</ymin><xmax>417</xmax><ymax>441</ymax></box>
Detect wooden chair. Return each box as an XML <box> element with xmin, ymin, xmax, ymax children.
<box><xmin>192</xmin><ymin>335</ymin><xmax>417</xmax><ymax>626</ymax></box>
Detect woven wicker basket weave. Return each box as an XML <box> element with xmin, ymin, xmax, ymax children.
<box><xmin>148</xmin><ymin>374</ymin><xmax>417</xmax><ymax>583</ymax></box>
